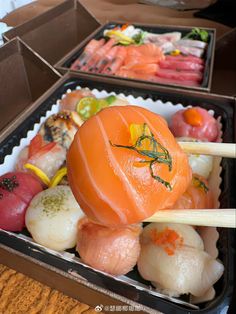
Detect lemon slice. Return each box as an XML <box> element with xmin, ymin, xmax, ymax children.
<box><xmin>24</xmin><ymin>163</ymin><xmax>50</xmax><ymax>186</ymax></box>
<box><xmin>106</xmin><ymin>30</ymin><xmax>134</xmax><ymax>44</ymax></box>
<box><xmin>76</xmin><ymin>97</ymin><xmax>100</xmax><ymax>121</ymax></box>
<box><xmin>49</xmin><ymin>167</ymin><xmax>67</xmax><ymax>188</ymax></box>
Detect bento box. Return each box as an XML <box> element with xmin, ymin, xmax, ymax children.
<box><xmin>55</xmin><ymin>22</ymin><xmax>216</xmax><ymax>92</ymax></box>
<box><xmin>2</xmin><ymin>0</ymin><xmax>100</xmax><ymax>65</ymax></box>
<box><xmin>0</xmin><ymin>73</ymin><xmax>235</xmax><ymax>313</ymax></box>
<box><xmin>0</xmin><ymin>37</ymin><xmax>60</xmax><ymax>145</ymax></box>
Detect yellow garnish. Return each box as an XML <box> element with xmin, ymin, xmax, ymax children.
<box><xmin>170</xmin><ymin>49</ymin><xmax>181</xmax><ymax>56</ymax></box>
<box><xmin>130</xmin><ymin>123</ymin><xmax>152</xmax><ymax>150</ymax></box>
<box><xmin>49</xmin><ymin>167</ymin><xmax>67</xmax><ymax>188</ymax></box>
<box><xmin>106</xmin><ymin>30</ymin><xmax>134</xmax><ymax>44</ymax></box>
<box><xmin>24</xmin><ymin>163</ymin><xmax>50</xmax><ymax>186</ymax></box>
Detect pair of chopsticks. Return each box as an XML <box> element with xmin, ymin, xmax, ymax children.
<box><xmin>145</xmin><ymin>141</ymin><xmax>236</xmax><ymax>228</ymax></box>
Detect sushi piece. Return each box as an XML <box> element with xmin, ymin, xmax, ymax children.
<box><xmin>16</xmin><ymin>134</ymin><xmax>66</xmax><ymax>180</ymax></box>
<box><xmin>170</xmin><ymin>107</ymin><xmax>219</xmax><ymax>142</ymax></box>
<box><xmin>67</xmin><ymin>105</ymin><xmax>191</xmax><ymax>226</ymax></box>
<box><xmin>102</xmin><ymin>46</ymin><xmax>127</xmax><ymax>74</ymax></box>
<box><xmin>170</xmin><ymin>174</ymin><xmax>213</xmax><ymax>210</ymax></box>
<box><xmin>39</xmin><ymin>110</ymin><xmax>83</xmax><ymax>149</ymax></box>
<box><xmin>60</xmin><ymin>89</ymin><xmax>96</xmax><ymax>111</ymax></box>
<box><xmin>76</xmin><ymin>217</ymin><xmax>142</xmax><ymax>275</ymax></box>
<box><xmin>137</xmin><ymin>223</ymin><xmax>224</xmax><ymax>298</ymax></box>
<box><xmin>176</xmin><ymin>137</ymin><xmax>213</xmax><ymax>179</ymax></box>
<box><xmin>25</xmin><ymin>186</ymin><xmax>84</xmax><ymax>251</ymax></box>
<box><xmin>0</xmin><ymin>172</ymin><xmax>43</xmax><ymax>231</ymax></box>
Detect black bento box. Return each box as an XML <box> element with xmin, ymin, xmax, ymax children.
<box><xmin>0</xmin><ymin>73</ymin><xmax>235</xmax><ymax>314</ymax></box>
<box><xmin>55</xmin><ymin>22</ymin><xmax>216</xmax><ymax>93</ymax></box>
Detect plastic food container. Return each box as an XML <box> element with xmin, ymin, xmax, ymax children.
<box><xmin>0</xmin><ymin>73</ymin><xmax>235</xmax><ymax>314</ymax></box>
<box><xmin>55</xmin><ymin>22</ymin><xmax>216</xmax><ymax>92</ymax></box>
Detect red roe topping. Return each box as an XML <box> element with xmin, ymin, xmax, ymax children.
<box><xmin>183</xmin><ymin>108</ymin><xmax>203</xmax><ymax>127</ymax></box>
<box><xmin>150</xmin><ymin>227</ymin><xmax>184</xmax><ymax>255</ymax></box>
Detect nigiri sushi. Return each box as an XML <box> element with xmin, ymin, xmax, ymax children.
<box><xmin>16</xmin><ymin>134</ymin><xmax>66</xmax><ymax>181</ymax></box>
<box><xmin>60</xmin><ymin>88</ymin><xmax>96</xmax><ymax>111</ymax></box>
<box><xmin>0</xmin><ymin>172</ymin><xmax>42</xmax><ymax>231</ymax></box>
<box><xmin>25</xmin><ymin>186</ymin><xmax>84</xmax><ymax>251</ymax></box>
<box><xmin>137</xmin><ymin>223</ymin><xmax>224</xmax><ymax>298</ymax></box>
<box><xmin>67</xmin><ymin>105</ymin><xmax>191</xmax><ymax>226</ymax></box>
<box><xmin>39</xmin><ymin>110</ymin><xmax>82</xmax><ymax>149</ymax></box>
<box><xmin>170</xmin><ymin>107</ymin><xmax>219</xmax><ymax>142</ymax></box>
<box><xmin>76</xmin><ymin>218</ymin><xmax>142</xmax><ymax>275</ymax></box>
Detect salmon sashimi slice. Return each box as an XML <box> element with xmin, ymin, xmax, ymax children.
<box><xmin>117</xmin><ymin>69</ymin><xmax>157</xmax><ymax>81</ymax></box>
<box><xmin>67</xmin><ymin>105</ymin><xmax>192</xmax><ymax>226</ymax></box>
<box><xmin>159</xmin><ymin>60</ymin><xmax>204</xmax><ymax>72</ymax></box>
<box><xmin>102</xmin><ymin>46</ymin><xmax>127</xmax><ymax>74</ymax></box>
<box><xmin>81</xmin><ymin>38</ymin><xmax>117</xmax><ymax>72</ymax></box>
<box><xmin>156</xmin><ymin>68</ymin><xmax>203</xmax><ymax>82</ymax></box>
<box><xmin>124</xmin><ymin>43</ymin><xmax>165</xmax><ymax>66</ymax></box>
<box><xmin>121</xmin><ymin>63</ymin><xmax>159</xmax><ymax>74</ymax></box>
<box><xmin>70</xmin><ymin>39</ymin><xmax>105</xmax><ymax>70</ymax></box>
<box><xmin>165</xmin><ymin>55</ymin><xmax>204</xmax><ymax>65</ymax></box>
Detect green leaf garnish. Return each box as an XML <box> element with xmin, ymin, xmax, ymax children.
<box><xmin>106</xmin><ymin>95</ymin><xmax>116</xmax><ymax>105</ymax></box>
<box><xmin>184</xmin><ymin>28</ymin><xmax>209</xmax><ymax>42</ymax></box>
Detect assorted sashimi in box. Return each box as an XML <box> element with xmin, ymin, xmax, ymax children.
<box><xmin>0</xmin><ymin>74</ymin><xmax>235</xmax><ymax>313</ymax></box>
<box><xmin>56</xmin><ymin>23</ymin><xmax>216</xmax><ymax>92</ymax></box>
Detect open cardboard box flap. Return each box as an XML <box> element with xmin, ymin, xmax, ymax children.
<box><xmin>0</xmin><ymin>37</ymin><xmax>60</xmax><ymax>144</ymax></box>
<box><xmin>2</xmin><ymin>0</ymin><xmax>100</xmax><ymax>65</ymax></box>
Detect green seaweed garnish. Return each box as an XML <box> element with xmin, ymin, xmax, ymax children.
<box><xmin>110</xmin><ymin>123</ymin><xmax>172</xmax><ymax>190</ymax></box>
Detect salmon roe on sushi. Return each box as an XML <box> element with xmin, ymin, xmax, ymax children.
<box><xmin>67</xmin><ymin>105</ymin><xmax>192</xmax><ymax>226</ymax></box>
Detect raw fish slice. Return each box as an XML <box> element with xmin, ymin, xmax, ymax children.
<box><xmin>121</xmin><ymin>63</ymin><xmax>159</xmax><ymax>74</ymax></box>
<box><xmin>177</xmin><ymin>39</ymin><xmax>207</xmax><ymax>49</ymax></box>
<box><xmin>159</xmin><ymin>60</ymin><xmax>204</xmax><ymax>72</ymax></box>
<box><xmin>116</xmin><ymin>69</ymin><xmax>156</xmax><ymax>81</ymax></box>
<box><xmin>102</xmin><ymin>46</ymin><xmax>127</xmax><ymax>74</ymax></box>
<box><xmin>175</xmin><ymin>45</ymin><xmax>204</xmax><ymax>58</ymax></box>
<box><xmin>124</xmin><ymin>43</ymin><xmax>164</xmax><ymax>66</ymax></box>
<box><xmin>144</xmin><ymin>32</ymin><xmax>182</xmax><ymax>44</ymax></box>
<box><xmin>153</xmin><ymin>76</ymin><xmax>200</xmax><ymax>87</ymax></box>
<box><xmin>165</xmin><ymin>55</ymin><xmax>204</xmax><ymax>65</ymax></box>
<box><xmin>94</xmin><ymin>46</ymin><xmax>118</xmax><ymax>73</ymax></box>
<box><xmin>70</xmin><ymin>39</ymin><xmax>105</xmax><ymax>70</ymax></box>
<box><xmin>156</xmin><ymin>68</ymin><xmax>203</xmax><ymax>82</ymax></box>
<box><xmin>81</xmin><ymin>38</ymin><xmax>117</xmax><ymax>72</ymax></box>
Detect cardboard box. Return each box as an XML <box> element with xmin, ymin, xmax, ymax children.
<box><xmin>0</xmin><ymin>37</ymin><xmax>60</xmax><ymax>146</ymax></box>
<box><xmin>2</xmin><ymin>0</ymin><xmax>100</xmax><ymax>65</ymax></box>
<box><xmin>0</xmin><ymin>72</ymin><xmax>235</xmax><ymax>314</ymax></box>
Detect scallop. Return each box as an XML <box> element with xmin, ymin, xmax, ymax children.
<box><xmin>25</xmin><ymin>186</ymin><xmax>84</xmax><ymax>251</ymax></box>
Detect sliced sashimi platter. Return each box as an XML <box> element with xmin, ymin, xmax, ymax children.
<box><xmin>70</xmin><ymin>25</ymin><xmax>212</xmax><ymax>88</ymax></box>
<box><xmin>0</xmin><ymin>85</ymin><xmax>228</xmax><ymax>309</ymax></box>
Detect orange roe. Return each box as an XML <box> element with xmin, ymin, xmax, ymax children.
<box><xmin>183</xmin><ymin>108</ymin><xmax>203</xmax><ymax>127</ymax></box>
<box><xmin>150</xmin><ymin>227</ymin><xmax>184</xmax><ymax>256</ymax></box>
